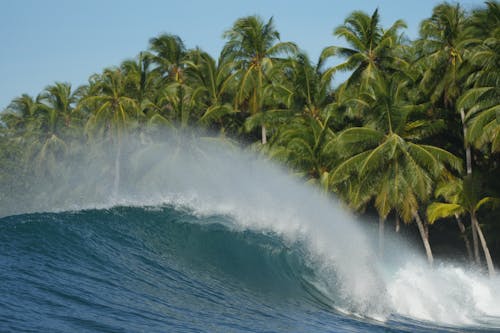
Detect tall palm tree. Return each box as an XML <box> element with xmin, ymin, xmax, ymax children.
<box><xmin>331</xmin><ymin>75</ymin><xmax>463</xmax><ymax>262</ymax></box>
<box><xmin>416</xmin><ymin>3</ymin><xmax>475</xmax><ymax>175</ymax></box>
<box><xmin>79</xmin><ymin>68</ymin><xmax>141</xmax><ymax>195</ymax></box>
<box><xmin>321</xmin><ymin>8</ymin><xmax>407</xmax><ymax>91</ymax></box>
<box><xmin>427</xmin><ymin>175</ymin><xmax>498</xmax><ymax>276</ymax></box>
<box><xmin>417</xmin><ymin>3</ymin><xmax>468</xmax><ymax>106</ymax></box>
<box><xmin>222</xmin><ymin>15</ymin><xmax>297</xmax><ymax>144</ymax></box>
<box><xmin>459</xmin><ymin>1</ymin><xmax>500</xmax><ymax>153</ymax></box>
<box><xmin>148</xmin><ymin>34</ymin><xmax>194</xmax><ymax>128</ymax></box>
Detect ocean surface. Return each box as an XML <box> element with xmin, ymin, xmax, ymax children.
<box><xmin>1</xmin><ymin>204</ymin><xmax>500</xmax><ymax>333</ymax></box>
<box><xmin>1</xmin><ymin>138</ymin><xmax>500</xmax><ymax>332</ymax></box>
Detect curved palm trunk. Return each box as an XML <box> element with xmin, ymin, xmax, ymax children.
<box><xmin>414</xmin><ymin>212</ymin><xmax>434</xmax><ymax>266</ymax></box>
<box><xmin>460</xmin><ymin>108</ymin><xmax>480</xmax><ymax>264</ymax></box>
<box><xmin>455</xmin><ymin>213</ymin><xmax>473</xmax><ymax>262</ymax></box>
<box><xmin>261</xmin><ymin>125</ymin><xmax>267</xmax><ymax>144</ymax></box>
<box><xmin>472</xmin><ymin>213</ymin><xmax>496</xmax><ymax>277</ymax></box>
<box><xmin>379</xmin><ymin>216</ymin><xmax>385</xmax><ymax>259</ymax></box>
<box><xmin>471</xmin><ymin>215</ymin><xmax>481</xmax><ymax>265</ymax></box>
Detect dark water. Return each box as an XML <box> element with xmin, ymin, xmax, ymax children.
<box><xmin>0</xmin><ymin>206</ymin><xmax>498</xmax><ymax>332</ymax></box>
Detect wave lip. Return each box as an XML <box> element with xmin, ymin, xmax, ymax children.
<box><xmin>1</xmin><ymin>137</ymin><xmax>499</xmax><ymax>331</ymax></box>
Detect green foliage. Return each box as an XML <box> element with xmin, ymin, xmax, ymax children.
<box><xmin>1</xmin><ymin>3</ymin><xmax>499</xmax><ymax>262</ymax></box>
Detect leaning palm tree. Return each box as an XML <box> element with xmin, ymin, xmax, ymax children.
<box><xmin>321</xmin><ymin>8</ymin><xmax>407</xmax><ymax>91</ymax></box>
<box><xmin>222</xmin><ymin>15</ymin><xmax>297</xmax><ymax>144</ymax></box>
<box><xmin>331</xmin><ymin>75</ymin><xmax>463</xmax><ymax>263</ymax></box>
<box><xmin>427</xmin><ymin>175</ymin><xmax>498</xmax><ymax>277</ymax></box>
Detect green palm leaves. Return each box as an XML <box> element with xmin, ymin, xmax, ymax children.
<box><xmin>223</xmin><ymin>16</ymin><xmax>297</xmax><ymax>144</ymax></box>
<box><xmin>81</xmin><ymin>69</ymin><xmax>140</xmax><ymax>140</ymax></box>
<box><xmin>1</xmin><ymin>6</ymin><xmax>499</xmax><ymax>272</ymax></box>
<box><xmin>459</xmin><ymin>1</ymin><xmax>500</xmax><ymax>153</ymax></box>
<box><xmin>331</xmin><ymin>76</ymin><xmax>462</xmax><ymax>262</ymax></box>
<box><xmin>428</xmin><ymin>175</ymin><xmax>499</xmax><ymax>276</ymax></box>
<box><xmin>321</xmin><ymin>9</ymin><xmax>407</xmax><ymax>90</ymax></box>
<box><xmin>417</xmin><ymin>3</ymin><xmax>467</xmax><ymax>106</ymax></box>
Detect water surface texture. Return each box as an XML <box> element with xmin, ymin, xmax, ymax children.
<box><xmin>1</xmin><ymin>138</ymin><xmax>499</xmax><ymax>332</ymax></box>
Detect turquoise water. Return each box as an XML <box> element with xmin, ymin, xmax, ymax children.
<box><xmin>1</xmin><ymin>205</ymin><xmax>498</xmax><ymax>333</ymax></box>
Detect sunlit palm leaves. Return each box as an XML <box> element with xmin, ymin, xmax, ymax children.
<box><xmin>222</xmin><ymin>16</ymin><xmax>297</xmax><ymax>143</ymax></box>
<box><xmin>427</xmin><ymin>175</ymin><xmax>499</xmax><ymax>276</ymax></box>
<box><xmin>321</xmin><ymin>9</ymin><xmax>407</xmax><ymax>91</ymax></box>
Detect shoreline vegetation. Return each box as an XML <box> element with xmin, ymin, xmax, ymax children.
<box><xmin>1</xmin><ymin>2</ymin><xmax>499</xmax><ymax>276</ymax></box>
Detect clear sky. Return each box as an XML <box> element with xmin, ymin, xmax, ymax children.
<box><xmin>0</xmin><ymin>0</ymin><xmax>484</xmax><ymax>110</ymax></box>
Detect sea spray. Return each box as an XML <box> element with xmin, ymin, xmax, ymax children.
<box><xmin>1</xmin><ymin>132</ymin><xmax>499</xmax><ymax>328</ymax></box>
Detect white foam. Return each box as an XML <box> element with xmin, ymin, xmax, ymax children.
<box><xmin>5</xmin><ymin>134</ymin><xmax>499</xmax><ymax>328</ymax></box>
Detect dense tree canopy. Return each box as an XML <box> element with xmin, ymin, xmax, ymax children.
<box><xmin>1</xmin><ymin>2</ymin><xmax>499</xmax><ymax>275</ymax></box>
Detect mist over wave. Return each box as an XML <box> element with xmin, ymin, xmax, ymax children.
<box><xmin>2</xmin><ymin>133</ymin><xmax>499</xmax><ymax>330</ymax></box>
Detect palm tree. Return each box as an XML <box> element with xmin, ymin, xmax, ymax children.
<box><xmin>268</xmin><ymin>114</ymin><xmax>337</xmax><ymax>191</ymax></box>
<box><xmin>459</xmin><ymin>1</ymin><xmax>500</xmax><ymax>153</ymax></box>
<box><xmin>417</xmin><ymin>3</ymin><xmax>468</xmax><ymax>106</ymax></box>
<box><xmin>222</xmin><ymin>15</ymin><xmax>297</xmax><ymax>144</ymax></box>
<box><xmin>331</xmin><ymin>75</ymin><xmax>463</xmax><ymax>262</ymax></box>
<box><xmin>148</xmin><ymin>34</ymin><xmax>197</xmax><ymax>128</ymax></box>
<box><xmin>184</xmin><ymin>49</ymin><xmax>238</xmax><ymax>133</ymax></box>
<box><xmin>321</xmin><ymin>8</ymin><xmax>407</xmax><ymax>91</ymax></box>
<box><xmin>148</xmin><ymin>34</ymin><xmax>187</xmax><ymax>83</ymax></box>
<box><xmin>39</xmin><ymin>82</ymin><xmax>78</xmax><ymax>130</ymax></box>
<box><xmin>28</xmin><ymin>82</ymin><xmax>82</xmax><ymax>175</ymax></box>
<box><xmin>287</xmin><ymin>53</ymin><xmax>336</xmax><ymax>119</ymax></box>
<box><xmin>427</xmin><ymin>175</ymin><xmax>498</xmax><ymax>276</ymax></box>
<box><xmin>1</xmin><ymin>94</ymin><xmax>42</xmax><ymax>137</ymax></box>
<box><xmin>416</xmin><ymin>3</ymin><xmax>477</xmax><ymax>177</ymax></box>
<box><xmin>79</xmin><ymin>68</ymin><xmax>141</xmax><ymax>195</ymax></box>
<box><xmin>120</xmin><ymin>52</ymin><xmax>159</xmax><ymax>109</ymax></box>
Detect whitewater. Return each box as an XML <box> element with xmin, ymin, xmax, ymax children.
<box><xmin>1</xmin><ymin>134</ymin><xmax>499</xmax><ymax>332</ymax></box>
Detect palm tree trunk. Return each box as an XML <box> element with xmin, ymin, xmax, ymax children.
<box><xmin>113</xmin><ymin>141</ymin><xmax>122</xmax><ymax>197</ymax></box>
<box><xmin>379</xmin><ymin>216</ymin><xmax>385</xmax><ymax>259</ymax></box>
<box><xmin>472</xmin><ymin>213</ymin><xmax>496</xmax><ymax>277</ymax></box>
<box><xmin>261</xmin><ymin>124</ymin><xmax>267</xmax><ymax>144</ymax></box>
<box><xmin>414</xmin><ymin>212</ymin><xmax>434</xmax><ymax>266</ymax></box>
<box><xmin>472</xmin><ymin>215</ymin><xmax>481</xmax><ymax>265</ymax></box>
<box><xmin>455</xmin><ymin>213</ymin><xmax>473</xmax><ymax>262</ymax></box>
<box><xmin>395</xmin><ymin>215</ymin><xmax>400</xmax><ymax>233</ymax></box>
<box><xmin>459</xmin><ymin>108</ymin><xmax>472</xmax><ymax>175</ymax></box>
<box><xmin>460</xmin><ymin>108</ymin><xmax>480</xmax><ymax>265</ymax></box>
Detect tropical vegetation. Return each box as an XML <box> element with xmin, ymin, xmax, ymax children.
<box><xmin>1</xmin><ymin>2</ymin><xmax>499</xmax><ymax>276</ymax></box>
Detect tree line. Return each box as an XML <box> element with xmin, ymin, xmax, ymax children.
<box><xmin>1</xmin><ymin>2</ymin><xmax>499</xmax><ymax>276</ymax></box>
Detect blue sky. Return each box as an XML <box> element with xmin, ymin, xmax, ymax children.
<box><xmin>0</xmin><ymin>0</ymin><xmax>483</xmax><ymax>109</ymax></box>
